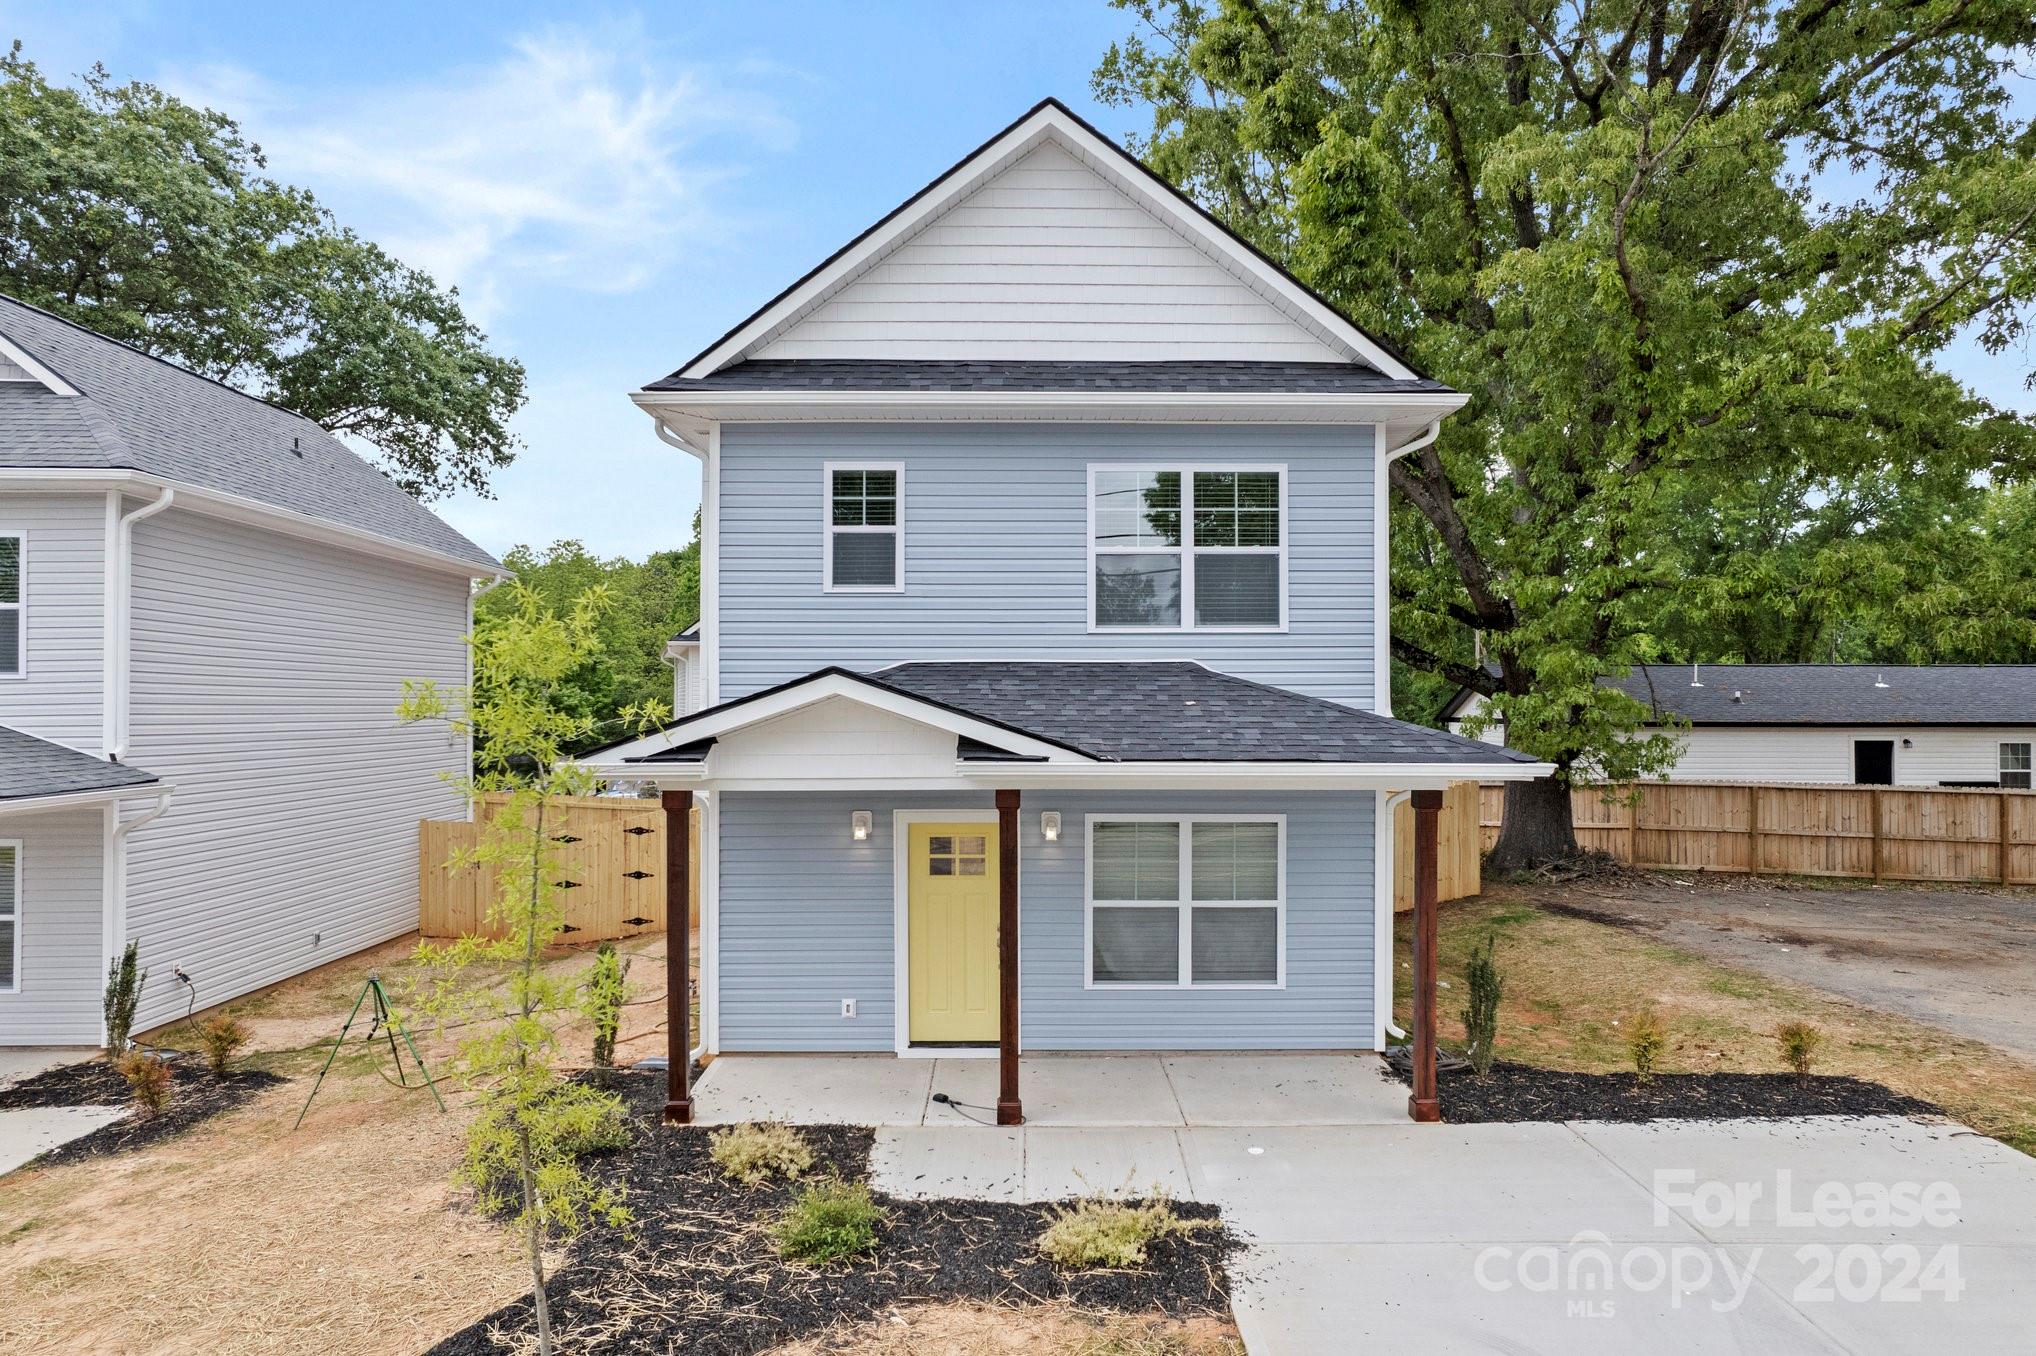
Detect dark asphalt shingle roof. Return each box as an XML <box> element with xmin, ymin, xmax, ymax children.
<box><xmin>649</xmin><ymin>359</ymin><xmax>1454</xmax><ymax>396</ymax></box>
<box><xmin>1612</xmin><ymin>664</ymin><xmax>2036</xmax><ymax>726</ymax></box>
<box><xmin>0</xmin><ymin>295</ymin><xmax>499</xmax><ymax>571</ymax></box>
<box><xmin>0</xmin><ymin>725</ymin><xmax>161</xmax><ymax>802</ymax></box>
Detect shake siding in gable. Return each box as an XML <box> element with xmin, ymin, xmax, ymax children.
<box><xmin>0</xmin><ymin>493</ymin><xmax>106</xmax><ymax>752</ymax></box>
<box><xmin>717</xmin><ymin>422</ymin><xmax>1376</xmax><ymax>706</ymax></box>
<box><xmin>0</xmin><ymin>807</ymin><xmax>105</xmax><ymax>1045</ymax></box>
<box><xmin>121</xmin><ymin>508</ymin><xmax>468</xmax><ymax>1030</ymax></box>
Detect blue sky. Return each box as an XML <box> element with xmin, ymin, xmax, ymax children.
<box><xmin>4</xmin><ymin>3</ymin><xmax>2029</xmax><ymax>560</ymax></box>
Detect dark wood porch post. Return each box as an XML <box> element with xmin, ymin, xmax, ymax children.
<box><xmin>995</xmin><ymin>788</ymin><xmax>1023</xmax><ymax>1126</ymax></box>
<box><xmin>1408</xmin><ymin>788</ymin><xmax>1444</xmax><ymax>1123</ymax></box>
<box><xmin>661</xmin><ymin>788</ymin><xmax>694</xmax><ymax>1124</ymax></box>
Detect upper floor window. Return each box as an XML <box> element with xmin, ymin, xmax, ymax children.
<box><xmin>2003</xmin><ymin>742</ymin><xmax>2032</xmax><ymax>790</ymax></box>
<box><xmin>824</xmin><ymin>464</ymin><xmax>903</xmax><ymax>593</ymax></box>
<box><xmin>1089</xmin><ymin>466</ymin><xmax>1284</xmax><ymax>630</ymax></box>
<box><xmin>0</xmin><ymin>532</ymin><xmax>20</xmax><ymax>677</ymax></box>
<box><xmin>0</xmin><ymin>841</ymin><xmax>17</xmax><ymax>993</ymax></box>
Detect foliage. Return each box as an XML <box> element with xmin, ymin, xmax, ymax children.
<box><xmin>1776</xmin><ymin>1021</ymin><xmax>1825</xmax><ymax>1086</ymax></box>
<box><xmin>0</xmin><ymin>46</ymin><xmax>524</xmax><ymax>500</ymax></box>
<box><xmin>399</xmin><ymin>581</ymin><xmax>665</xmax><ymax>1354</ymax></box>
<box><xmin>1626</xmin><ymin>1011</ymin><xmax>1668</xmax><ymax>1082</ymax></box>
<box><xmin>195</xmin><ymin>1014</ymin><xmax>249</xmax><ymax>1076</ymax></box>
<box><xmin>102</xmin><ymin>939</ymin><xmax>146</xmax><ymax>1054</ymax></box>
<box><xmin>112</xmin><ymin>1050</ymin><xmax>171</xmax><ymax>1117</ymax></box>
<box><xmin>586</xmin><ymin>943</ymin><xmax>630</xmax><ymax>1084</ymax></box>
<box><xmin>1459</xmin><ymin>933</ymin><xmax>1504</xmax><ymax>1076</ymax></box>
<box><xmin>1037</xmin><ymin>1193</ymin><xmax>1213</xmax><ymax>1270</ymax></box>
<box><xmin>1095</xmin><ymin>0</ymin><xmax>2036</xmax><ymax>864</ymax></box>
<box><xmin>773</xmin><ymin>1177</ymin><xmax>886</xmax><ymax>1264</ymax></box>
<box><xmin>478</xmin><ymin>530</ymin><xmax>700</xmax><ymax>752</ymax></box>
<box><xmin>709</xmin><ymin>1122</ymin><xmax>817</xmax><ymax>1188</ymax></box>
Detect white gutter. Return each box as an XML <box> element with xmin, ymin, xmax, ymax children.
<box><xmin>1376</xmin><ymin>789</ymin><xmax>1413</xmax><ymax>1042</ymax></box>
<box><xmin>1385</xmin><ymin>419</ymin><xmax>1442</xmax><ymax>462</ymax></box>
<box><xmin>652</xmin><ymin>418</ymin><xmax>706</xmax><ymax>458</ymax></box>
<box><xmin>114</xmin><ymin>786</ymin><xmax>174</xmax><ymax>840</ymax></box>
<box><xmin>0</xmin><ymin>783</ymin><xmax>170</xmax><ymax>818</ymax></box>
<box><xmin>109</xmin><ymin>487</ymin><xmax>174</xmax><ymax>762</ymax></box>
<box><xmin>1373</xmin><ymin>419</ymin><xmax>1447</xmax><ymax>715</ymax></box>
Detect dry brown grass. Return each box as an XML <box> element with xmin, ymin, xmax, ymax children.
<box><xmin>767</xmin><ymin>1301</ymin><xmax>1243</xmax><ymax>1356</ymax></box>
<box><xmin>1398</xmin><ymin>890</ymin><xmax>2036</xmax><ymax>1154</ymax></box>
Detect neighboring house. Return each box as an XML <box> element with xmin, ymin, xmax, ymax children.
<box><xmin>0</xmin><ymin>295</ymin><xmax>502</xmax><ymax>1046</ymax></box>
<box><xmin>581</xmin><ymin>100</ymin><xmax>1546</xmax><ymax>1123</ymax></box>
<box><xmin>664</xmin><ymin>624</ymin><xmax>705</xmax><ymax>717</ymax></box>
<box><xmin>1442</xmin><ymin>664</ymin><xmax>2036</xmax><ymax>787</ymax></box>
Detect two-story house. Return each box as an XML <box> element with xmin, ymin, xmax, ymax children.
<box><xmin>582</xmin><ymin>100</ymin><xmax>1546</xmax><ymax>1124</ymax></box>
<box><xmin>0</xmin><ymin>295</ymin><xmax>501</xmax><ymax>1047</ymax></box>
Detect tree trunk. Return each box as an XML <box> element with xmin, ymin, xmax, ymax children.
<box><xmin>1486</xmin><ymin>776</ymin><xmax>1580</xmax><ymax>872</ymax></box>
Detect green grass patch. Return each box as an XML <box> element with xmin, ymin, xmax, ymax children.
<box><xmin>774</xmin><ymin>1177</ymin><xmax>886</xmax><ymax>1264</ymax></box>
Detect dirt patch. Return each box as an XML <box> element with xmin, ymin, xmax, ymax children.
<box><xmin>0</xmin><ymin>1057</ymin><xmax>283</xmax><ymax>1165</ymax></box>
<box><xmin>767</xmin><ymin>1301</ymin><xmax>1243</xmax><ymax>1355</ymax></box>
<box><xmin>428</xmin><ymin>1072</ymin><xmax>1239</xmax><ymax>1356</ymax></box>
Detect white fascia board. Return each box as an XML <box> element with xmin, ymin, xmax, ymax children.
<box><xmin>955</xmin><ymin>760</ymin><xmax>1553</xmax><ymax>791</ymax></box>
<box><xmin>577</xmin><ymin>672</ymin><xmax>1093</xmax><ymax>767</ymax></box>
<box><xmin>631</xmin><ymin>388</ymin><xmax>1468</xmax><ymax>429</ymax></box>
<box><xmin>0</xmin><ymin>468</ymin><xmax>505</xmax><ymax>579</ymax></box>
<box><xmin>0</xmin><ymin>783</ymin><xmax>168</xmax><ymax>817</ymax></box>
<box><xmin>662</xmin><ymin>637</ymin><xmax>702</xmax><ymax>661</ymax></box>
<box><xmin>0</xmin><ymin>332</ymin><xmax>80</xmax><ymax>395</ymax></box>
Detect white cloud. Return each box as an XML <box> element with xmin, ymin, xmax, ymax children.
<box><xmin>166</xmin><ymin>21</ymin><xmax>795</xmax><ymax>314</ymax></box>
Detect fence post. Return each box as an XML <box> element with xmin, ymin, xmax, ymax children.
<box><xmin>1871</xmin><ymin>789</ymin><xmax>1883</xmax><ymax>883</ymax></box>
<box><xmin>1748</xmin><ymin>785</ymin><xmax>1762</xmax><ymax>875</ymax></box>
<box><xmin>1624</xmin><ymin>789</ymin><xmax>1638</xmax><ymax>865</ymax></box>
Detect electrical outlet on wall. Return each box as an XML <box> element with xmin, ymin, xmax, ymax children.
<box><xmin>840</xmin><ymin>999</ymin><xmax>857</xmax><ymax>1018</ymax></box>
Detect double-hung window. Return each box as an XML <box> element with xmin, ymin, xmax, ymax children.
<box><xmin>1089</xmin><ymin>467</ymin><xmax>1284</xmax><ymax>629</ymax></box>
<box><xmin>824</xmin><ymin>464</ymin><xmax>903</xmax><ymax>592</ymax></box>
<box><xmin>0</xmin><ymin>842</ymin><xmax>17</xmax><ymax>993</ymax></box>
<box><xmin>1086</xmin><ymin>815</ymin><xmax>1283</xmax><ymax>988</ymax></box>
<box><xmin>2003</xmin><ymin>742</ymin><xmax>2033</xmax><ymax>790</ymax></box>
<box><xmin>0</xmin><ymin>532</ymin><xmax>20</xmax><ymax>677</ymax></box>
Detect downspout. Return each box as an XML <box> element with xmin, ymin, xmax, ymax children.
<box><xmin>102</xmin><ymin>785</ymin><xmax>174</xmax><ymax>1046</ymax></box>
<box><xmin>464</xmin><ymin>574</ymin><xmax>509</xmax><ymax>822</ymax></box>
<box><xmin>1376</xmin><ymin>789</ymin><xmax>1413</xmax><ymax>1041</ymax></box>
<box><xmin>1373</xmin><ymin>421</ymin><xmax>1443</xmax><ymax>717</ymax></box>
<box><xmin>109</xmin><ymin>487</ymin><xmax>175</xmax><ymax>761</ymax></box>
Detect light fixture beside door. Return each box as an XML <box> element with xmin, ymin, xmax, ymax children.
<box><xmin>1040</xmin><ymin>811</ymin><xmax>1062</xmax><ymax>842</ymax></box>
<box><xmin>851</xmin><ymin>809</ymin><xmax>873</xmax><ymax>841</ymax></box>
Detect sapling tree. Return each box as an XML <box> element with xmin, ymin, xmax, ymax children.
<box><xmin>399</xmin><ymin>582</ymin><xmax>666</xmax><ymax>1354</ymax></box>
<box><xmin>103</xmin><ymin>939</ymin><xmax>146</xmax><ymax>1054</ymax></box>
<box><xmin>1459</xmin><ymin>933</ymin><xmax>1504</xmax><ymax>1076</ymax></box>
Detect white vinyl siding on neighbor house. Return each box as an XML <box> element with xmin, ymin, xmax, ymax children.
<box><xmin>0</xmin><ymin>494</ymin><xmax>106</xmax><ymax>751</ymax></box>
<box><xmin>717</xmin><ymin>423</ymin><xmax>1377</xmax><ymax>706</ymax></box>
<box><xmin>748</xmin><ymin>141</ymin><xmax>1348</xmax><ymax>364</ymax></box>
<box><xmin>0</xmin><ymin>808</ymin><xmax>104</xmax><ymax>1044</ymax></box>
<box><xmin>121</xmin><ymin>507</ymin><xmax>469</xmax><ymax>1032</ymax></box>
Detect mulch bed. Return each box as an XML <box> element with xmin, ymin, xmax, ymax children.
<box><xmin>0</xmin><ymin>1055</ymin><xmax>284</xmax><ymax>1166</ymax></box>
<box><xmin>428</xmin><ymin>1070</ymin><xmax>1238</xmax><ymax>1356</ymax></box>
<box><xmin>1385</xmin><ymin>1052</ymin><xmax>1937</xmax><ymax>1124</ymax></box>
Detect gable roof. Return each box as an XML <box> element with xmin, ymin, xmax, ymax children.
<box><xmin>0</xmin><ymin>294</ymin><xmax>500</xmax><ymax>573</ymax></box>
<box><xmin>661</xmin><ymin>98</ymin><xmax>1422</xmax><ymax>384</ymax></box>
<box><xmin>0</xmin><ymin>725</ymin><xmax>160</xmax><ymax>804</ymax></box>
<box><xmin>1612</xmin><ymin>664</ymin><xmax>2036</xmax><ymax>727</ymax></box>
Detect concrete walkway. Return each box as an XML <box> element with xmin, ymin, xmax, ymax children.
<box><xmin>0</xmin><ymin>1106</ymin><xmax>125</xmax><ymax>1176</ymax></box>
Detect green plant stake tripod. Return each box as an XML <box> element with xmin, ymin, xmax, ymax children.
<box><xmin>294</xmin><ymin>973</ymin><xmax>445</xmax><ymax>1129</ymax></box>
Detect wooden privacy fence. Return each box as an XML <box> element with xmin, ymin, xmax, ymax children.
<box><xmin>1392</xmin><ymin>781</ymin><xmax>1483</xmax><ymax>911</ymax></box>
<box><xmin>1479</xmin><ymin>781</ymin><xmax>2036</xmax><ymax>885</ymax></box>
<box><xmin>420</xmin><ymin>794</ymin><xmax>701</xmax><ymax>940</ymax></box>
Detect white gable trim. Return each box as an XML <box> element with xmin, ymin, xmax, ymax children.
<box><xmin>0</xmin><ymin>332</ymin><xmax>79</xmax><ymax>396</ymax></box>
<box><xmin>673</xmin><ymin>100</ymin><xmax>1419</xmax><ymax>383</ymax></box>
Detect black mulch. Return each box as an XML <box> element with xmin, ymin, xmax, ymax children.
<box><xmin>1384</xmin><ymin>1052</ymin><xmax>1938</xmax><ymax>1124</ymax></box>
<box><xmin>428</xmin><ymin>1070</ymin><xmax>1238</xmax><ymax>1356</ymax></box>
<box><xmin>0</xmin><ymin>1055</ymin><xmax>284</xmax><ymax>1165</ymax></box>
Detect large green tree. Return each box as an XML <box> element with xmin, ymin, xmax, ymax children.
<box><xmin>1097</xmin><ymin>0</ymin><xmax>2036</xmax><ymax>865</ymax></box>
<box><xmin>0</xmin><ymin>47</ymin><xmax>524</xmax><ymax>500</ymax></box>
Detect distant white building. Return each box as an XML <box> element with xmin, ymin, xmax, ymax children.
<box><xmin>1441</xmin><ymin>664</ymin><xmax>2035</xmax><ymax>788</ymax></box>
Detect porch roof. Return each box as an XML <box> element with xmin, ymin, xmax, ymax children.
<box><xmin>0</xmin><ymin>724</ymin><xmax>160</xmax><ymax>807</ymax></box>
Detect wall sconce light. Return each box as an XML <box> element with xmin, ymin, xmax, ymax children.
<box><xmin>851</xmin><ymin>809</ymin><xmax>872</xmax><ymax>841</ymax></box>
<box><xmin>1901</xmin><ymin>738</ymin><xmax>1914</xmax><ymax>749</ymax></box>
<box><xmin>1040</xmin><ymin>811</ymin><xmax>1062</xmax><ymax>842</ymax></box>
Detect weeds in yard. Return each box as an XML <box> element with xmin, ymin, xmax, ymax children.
<box><xmin>1626</xmin><ymin>1011</ymin><xmax>1668</xmax><ymax>1082</ymax></box>
<box><xmin>195</xmin><ymin>1013</ymin><xmax>250</xmax><ymax>1075</ymax></box>
<box><xmin>1776</xmin><ymin>1021</ymin><xmax>1825</xmax><ymax>1086</ymax></box>
<box><xmin>1037</xmin><ymin>1193</ymin><xmax>1214</xmax><ymax>1270</ymax></box>
<box><xmin>710</xmin><ymin>1122</ymin><xmax>815</xmax><ymax>1187</ymax></box>
<box><xmin>113</xmin><ymin>1050</ymin><xmax>172</xmax><ymax>1116</ymax></box>
<box><xmin>1460</xmin><ymin>932</ymin><xmax>1504</xmax><ymax>1075</ymax></box>
<box><xmin>774</xmin><ymin>1177</ymin><xmax>886</xmax><ymax>1264</ymax></box>
<box><xmin>586</xmin><ymin>942</ymin><xmax>630</xmax><ymax>1085</ymax></box>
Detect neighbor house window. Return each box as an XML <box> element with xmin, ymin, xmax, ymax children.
<box><xmin>0</xmin><ymin>533</ymin><xmax>20</xmax><ymax>677</ymax></box>
<box><xmin>1086</xmin><ymin>815</ymin><xmax>1283</xmax><ymax>987</ymax></box>
<box><xmin>2003</xmin><ymin>742</ymin><xmax>2033</xmax><ymax>790</ymax></box>
<box><xmin>823</xmin><ymin>464</ymin><xmax>903</xmax><ymax>592</ymax></box>
<box><xmin>0</xmin><ymin>842</ymin><xmax>17</xmax><ymax>993</ymax></box>
<box><xmin>1089</xmin><ymin>467</ymin><xmax>1284</xmax><ymax>629</ymax></box>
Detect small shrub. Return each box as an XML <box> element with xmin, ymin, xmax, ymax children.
<box><xmin>103</xmin><ymin>941</ymin><xmax>147</xmax><ymax>1054</ymax></box>
<box><xmin>1627</xmin><ymin>1011</ymin><xmax>1668</xmax><ymax>1082</ymax></box>
<box><xmin>586</xmin><ymin>943</ymin><xmax>630</xmax><ymax>1085</ymax></box>
<box><xmin>113</xmin><ymin>1050</ymin><xmax>172</xmax><ymax>1117</ymax></box>
<box><xmin>710</xmin><ymin>1122</ymin><xmax>815</xmax><ymax>1187</ymax></box>
<box><xmin>1037</xmin><ymin>1193</ymin><xmax>1213</xmax><ymax>1270</ymax></box>
<box><xmin>1776</xmin><ymin>1021</ymin><xmax>1824</xmax><ymax>1086</ymax></box>
<box><xmin>774</xmin><ymin>1177</ymin><xmax>886</xmax><ymax>1264</ymax></box>
<box><xmin>1459</xmin><ymin>932</ymin><xmax>1504</xmax><ymax>1076</ymax></box>
<box><xmin>460</xmin><ymin>1085</ymin><xmax>632</xmax><ymax>1222</ymax></box>
<box><xmin>195</xmin><ymin>1013</ymin><xmax>249</xmax><ymax>1075</ymax></box>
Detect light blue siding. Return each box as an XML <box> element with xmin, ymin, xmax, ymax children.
<box><xmin>715</xmin><ymin>790</ymin><xmax>1374</xmax><ymax>1053</ymax></box>
<box><xmin>716</xmin><ymin>423</ymin><xmax>1377</xmax><ymax>706</ymax></box>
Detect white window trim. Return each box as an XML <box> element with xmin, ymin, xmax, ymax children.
<box><xmin>0</xmin><ymin>839</ymin><xmax>19</xmax><ymax>994</ymax></box>
<box><xmin>1086</xmin><ymin>464</ymin><xmax>1288</xmax><ymax>633</ymax></box>
<box><xmin>822</xmin><ymin>460</ymin><xmax>905</xmax><ymax>594</ymax></box>
<box><xmin>1083</xmin><ymin>812</ymin><xmax>1285</xmax><ymax>990</ymax></box>
<box><xmin>0</xmin><ymin>529</ymin><xmax>22</xmax><ymax>679</ymax></box>
<box><xmin>2002</xmin><ymin>741</ymin><xmax>2033</xmax><ymax>790</ymax></box>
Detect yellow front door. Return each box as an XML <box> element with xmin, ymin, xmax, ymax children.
<box><xmin>907</xmin><ymin>822</ymin><xmax>999</xmax><ymax>1043</ymax></box>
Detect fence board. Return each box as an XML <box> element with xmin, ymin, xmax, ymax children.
<box><xmin>1480</xmin><ymin>780</ymin><xmax>2036</xmax><ymax>886</ymax></box>
<box><xmin>1392</xmin><ymin>781</ymin><xmax>1482</xmax><ymax>912</ymax></box>
<box><xmin>420</xmin><ymin>794</ymin><xmax>697</xmax><ymax>940</ymax></box>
